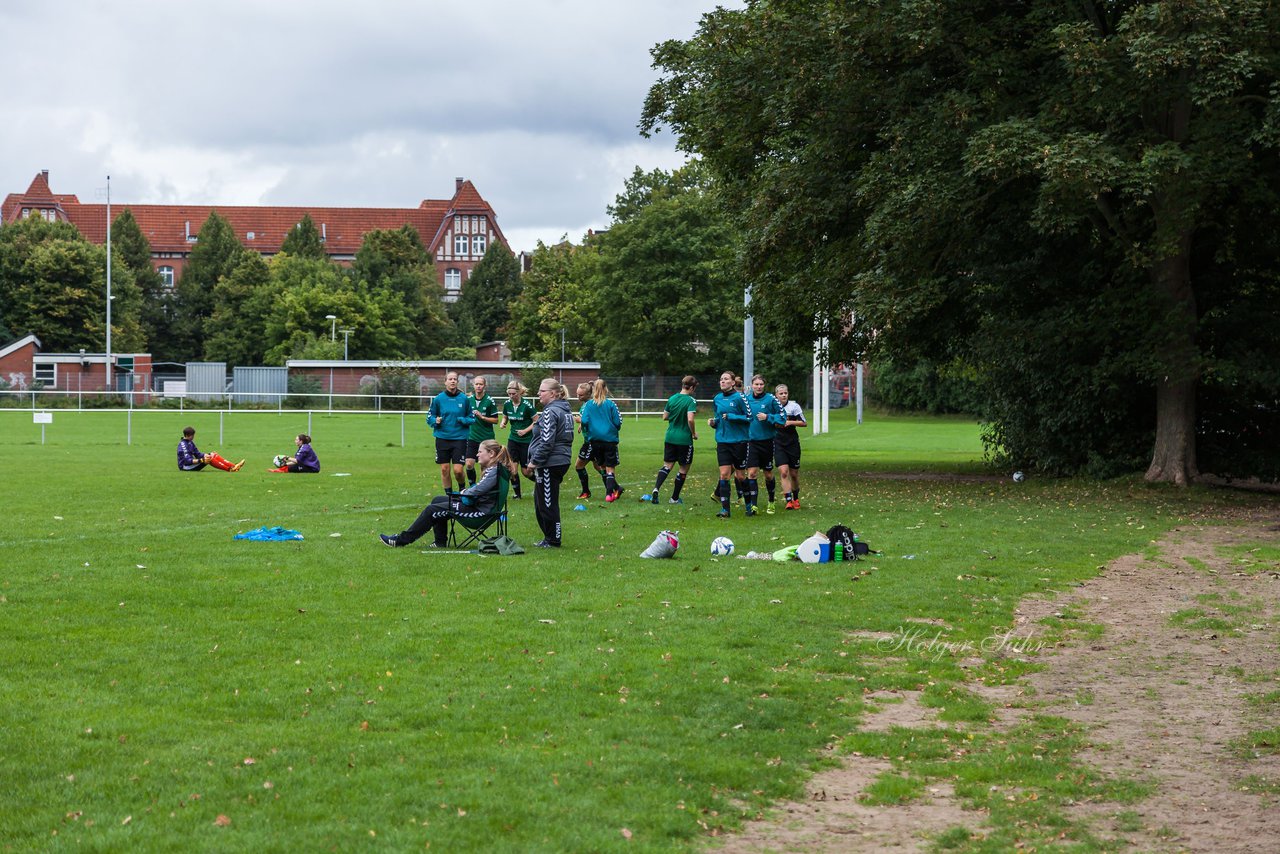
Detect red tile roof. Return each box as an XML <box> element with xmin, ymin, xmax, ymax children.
<box><xmin>2</xmin><ymin>172</ymin><xmax>508</xmax><ymax>260</ymax></box>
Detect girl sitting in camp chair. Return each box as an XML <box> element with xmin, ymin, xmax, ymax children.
<box><xmin>379</xmin><ymin>439</ymin><xmax>515</xmax><ymax>548</ymax></box>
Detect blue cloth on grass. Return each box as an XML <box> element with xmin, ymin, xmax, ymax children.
<box><xmin>235</xmin><ymin>526</ymin><xmax>304</xmax><ymax>541</ymax></box>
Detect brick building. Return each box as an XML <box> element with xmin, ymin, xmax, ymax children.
<box><xmin>1</xmin><ymin>170</ymin><xmax>508</xmax><ymax>302</ymax></box>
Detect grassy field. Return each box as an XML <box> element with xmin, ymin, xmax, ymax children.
<box><xmin>1</xmin><ymin>406</ymin><xmax>1274</xmax><ymax>851</ymax></box>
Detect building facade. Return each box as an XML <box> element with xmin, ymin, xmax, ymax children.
<box><xmin>1</xmin><ymin>171</ymin><xmax>508</xmax><ymax>302</ymax></box>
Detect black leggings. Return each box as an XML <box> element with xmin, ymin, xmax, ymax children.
<box><xmin>534</xmin><ymin>464</ymin><xmax>569</xmax><ymax>546</ymax></box>
<box><xmin>396</xmin><ymin>496</ymin><xmax>491</xmax><ymax>547</ymax></box>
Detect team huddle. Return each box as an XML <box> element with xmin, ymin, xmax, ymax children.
<box><xmin>389</xmin><ymin>369</ymin><xmax>807</xmax><ymax>550</ymax></box>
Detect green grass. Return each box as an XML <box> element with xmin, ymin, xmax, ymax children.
<box><xmin>0</xmin><ymin>406</ymin><xmax>1275</xmax><ymax>850</ymax></box>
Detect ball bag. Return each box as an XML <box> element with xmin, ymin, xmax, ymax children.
<box><xmin>640</xmin><ymin>530</ymin><xmax>680</xmax><ymax>559</ymax></box>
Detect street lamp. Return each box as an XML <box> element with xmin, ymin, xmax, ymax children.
<box><xmin>340</xmin><ymin>328</ymin><xmax>354</xmax><ymax>360</ymax></box>
<box><xmin>325</xmin><ymin>314</ymin><xmax>337</xmax><ymax>341</ymax></box>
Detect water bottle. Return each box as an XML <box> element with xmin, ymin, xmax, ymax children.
<box><xmin>834</xmin><ymin>542</ymin><xmax>844</xmax><ymax>562</ymax></box>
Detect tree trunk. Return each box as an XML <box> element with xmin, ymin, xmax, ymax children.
<box><xmin>1145</xmin><ymin>374</ymin><xmax>1197</xmax><ymax>485</ymax></box>
<box><xmin>1144</xmin><ymin>230</ymin><xmax>1199</xmax><ymax>486</ymax></box>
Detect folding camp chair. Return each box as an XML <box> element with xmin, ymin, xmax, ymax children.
<box><xmin>448</xmin><ymin>467</ymin><xmax>510</xmax><ymax>549</ymax></box>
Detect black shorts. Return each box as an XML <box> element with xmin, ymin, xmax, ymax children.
<box><xmin>747</xmin><ymin>439</ymin><xmax>774</xmax><ymax>471</ymax></box>
<box><xmin>507</xmin><ymin>441</ymin><xmax>529</xmax><ymax>466</ymax></box>
<box><xmin>774</xmin><ymin>437</ymin><xmax>802</xmax><ymax>469</ymax></box>
<box><xmin>577</xmin><ymin>439</ymin><xmax>594</xmax><ymax>463</ymax></box>
<box><xmin>716</xmin><ymin>441</ymin><xmax>749</xmax><ymax>469</ymax></box>
<box><xmin>466</xmin><ymin>438</ymin><xmax>490</xmax><ymax>460</ymax></box>
<box><xmin>435</xmin><ymin>438</ymin><xmax>467</xmax><ymax>465</ymax></box>
<box><xmin>663</xmin><ymin>442</ymin><xmax>694</xmax><ymax>466</ymax></box>
<box><xmin>591</xmin><ymin>440</ymin><xmax>620</xmax><ymax>468</ymax></box>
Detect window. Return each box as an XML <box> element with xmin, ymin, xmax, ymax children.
<box><xmin>454</xmin><ymin>234</ymin><xmax>468</xmax><ymax>255</ymax></box>
<box><xmin>34</xmin><ymin>363</ymin><xmax>57</xmax><ymax>388</ymax></box>
<box><xmin>445</xmin><ymin>268</ymin><xmax>462</xmax><ymax>299</ymax></box>
<box><xmin>472</xmin><ymin>235</ymin><xmax>486</xmax><ymax>256</ymax></box>
<box><xmin>159</xmin><ymin>266</ymin><xmax>175</xmax><ymax>289</ymax></box>
<box><xmin>21</xmin><ymin>208</ymin><xmax>30</xmax><ymax>219</ymax></box>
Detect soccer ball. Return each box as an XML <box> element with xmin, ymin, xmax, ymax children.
<box><xmin>1012</xmin><ymin>471</ymin><xmax>1025</xmax><ymax>483</ymax></box>
<box><xmin>273</xmin><ymin>454</ymin><xmax>288</xmax><ymax>468</ymax></box>
<box><xmin>710</xmin><ymin>536</ymin><xmax>735</xmax><ymax>557</ymax></box>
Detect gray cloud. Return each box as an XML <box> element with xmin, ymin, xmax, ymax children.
<box><xmin>1</xmin><ymin>1</ymin><xmax>731</xmax><ymax>250</ymax></box>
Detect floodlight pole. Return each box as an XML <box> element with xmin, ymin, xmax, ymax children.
<box><xmin>105</xmin><ymin>176</ymin><xmax>112</xmax><ymax>392</ymax></box>
<box><xmin>340</xmin><ymin>328</ymin><xmax>354</xmax><ymax>360</ymax></box>
<box><xmin>326</xmin><ymin>314</ymin><xmax>337</xmax><ymax>342</ymax></box>
<box><xmin>743</xmin><ymin>288</ymin><xmax>754</xmax><ymax>383</ymax></box>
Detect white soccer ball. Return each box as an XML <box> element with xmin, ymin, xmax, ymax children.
<box><xmin>1012</xmin><ymin>471</ymin><xmax>1025</xmax><ymax>483</ymax></box>
<box><xmin>710</xmin><ymin>536</ymin><xmax>735</xmax><ymax>557</ymax></box>
<box><xmin>273</xmin><ymin>454</ymin><xmax>288</xmax><ymax>468</ymax></box>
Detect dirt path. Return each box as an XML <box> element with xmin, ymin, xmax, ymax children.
<box><xmin>715</xmin><ymin>518</ymin><xmax>1280</xmax><ymax>852</ymax></box>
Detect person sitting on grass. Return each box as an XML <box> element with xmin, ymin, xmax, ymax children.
<box><xmin>379</xmin><ymin>439</ymin><xmax>515</xmax><ymax>549</ymax></box>
<box><xmin>176</xmin><ymin>426</ymin><xmax>244</xmax><ymax>472</ymax></box>
<box><xmin>269</xmin><ymin>434</ymin><xmax>321</xmax><ymax>473</ymax></box>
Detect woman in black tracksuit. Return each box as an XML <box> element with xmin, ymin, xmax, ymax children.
<box><xmin>528</xmin><ymin>378</ymin><xmax>575</xmax><ymax>548</ymax></box>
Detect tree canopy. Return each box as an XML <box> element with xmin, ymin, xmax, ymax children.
<box><xmin>642</xmin><ymin>0</ymin><xmax>1280</xmax><ymax>482</ymax></box>
<box><xmin>0</xmin><ymin>215</ymin><xmax>143</xmax><ymax>354</ymax></box>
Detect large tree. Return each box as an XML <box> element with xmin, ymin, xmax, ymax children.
<box><xmin>642</xmin><ymin>0</ymin><xmax>1280</xmax><ymax>483</ymax></box>
<box><xmin>451</xmin><ymin>242</ymin><xmax>522</xmax><ymax>343</ymax></box>
<box><xmin>507</xmin><ymin>238</ymin><xmax>600</xmax><ymax>362</ymax></box>
<box><xmin>174</xmin><ymin>211</ymin><xmax>244</xmax><ymax>360</ymax></box>
<box><xmin>351</xmin><ymin>226</ymin><xmax>453</xmax><ymax>357</ymax></box>
<box><xmin>112</xmin><ymin>208</ymin><xmax>177</xmax><ymax>359</ymax></box>
<box><xmin>591</xmin><ymin>162</ymin><xmax>742</xmax><ymax>375</ymax></box>
<box><xmin>0</xmin><ymin>215</ymin><xmax>143</xmax><ymax>353</ymax></box>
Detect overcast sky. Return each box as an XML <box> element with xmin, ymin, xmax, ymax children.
<box><xmin>0</xmin><ymin>1</ymin><xmax>737</xmax><ymax>253</ymax></box>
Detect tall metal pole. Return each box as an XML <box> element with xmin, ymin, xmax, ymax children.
<box><xmin>105</xmin><ymin>176</ymin><xmax>112</xmax><ymax>392</ymax></box>
<box><xmin>341</xmin><ymin>328</ymin><xmax>353</xmax><ymax>360</ymax></box>
<box><xmin>743</xmin><ymin>289</ymin><xmax>754</xmax><ymax>382</ymax></box>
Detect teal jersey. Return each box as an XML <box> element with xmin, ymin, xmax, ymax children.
<box><xmin>468</xmin><ymin>394</ymin><xmax>499</xmax><ymax>441</ymax></box>
<box><xmin>663</xmin><ymin>393</ymin><xmax>697</xmax><ymax>445</ymax></box>
<box><xmin>503</xmin><ymin>398</ymin><xmax>535</xmax><ymax>444</ymax></box>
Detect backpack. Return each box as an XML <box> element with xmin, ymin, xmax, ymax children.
<box><xmin>826</xmin><ymin>525</ymin><xmax>872</xmax><ymax>558</ymax></box>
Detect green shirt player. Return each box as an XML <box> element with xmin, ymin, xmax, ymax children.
<box><xmin>648</xmin><ymin>375</ymin><xmax>699</xmax><ymax>505</ymax></box>
<box><xmin>500</xmin><ymin>380</ymin><xmax>536</xmax><ymax>499</ymax></box>
<box><xmin>465</xmin><ymin>376</ymin><xmax>501</xmax><ymax>486</ymax></box>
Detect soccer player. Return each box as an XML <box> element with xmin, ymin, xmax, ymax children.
<box><xmin>744</xmin><ymin>375</ymin><xmax>785</xmax><ymax>515</ymax></box>
<box><xmin>572</xmin><ymin>381</ymin><xmax>604</xmax><ymax>499</ymax></box>
<box><xmin>580</xmin><ymin>379</ymin><xmax>624</xmax><ymax>501</ymax></box>
<box><xmin>427</xmin><ymin>370</ymin><xmax>474</xmax><ymax>494</ymax></box>
<box><xmin>650</xmin><ymin>375</ymin><xmax>698</xmax><ymax>504</ymax></box>
<box><xmin>774</xmin><ymin>384</ymin><xmax>807</xmax><ymax>509</ymax></box>
<box><xmin>708</xmin><ymin>370</ymin><xmax>751</xmax><ymax>518</ymax></box>
<box><xmin>465</xmin><ymin>376</ymin><xmax>500</xmax><ymax>486</ymax></box>
<box><xmin>269</xmin><ymin>433</ymin><xmax>321</xmax><ymax>473</ymax></box>
<box><xmin>500</xmin><ymin>380</ymin><xmax>535</xmax><ymax>499</ymax></box>
<box><xmin>176</xmin><ymin>426</ymin><xmax>243</xmax><ymax>472</ymax></box>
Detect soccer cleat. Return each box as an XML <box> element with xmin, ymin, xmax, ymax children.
<box><xmin>379</xmin><ymin>534</ymin><xmax>399</xmax><ymax>548</ymax></box>
<box><xmin>232</xmin><ymin>460</ymin><xmax>245</xmax><ymax>472</ymax></box>
<box><xmin>577</xmin><ymin>491</ymin><xmax>591</xmax><ymax>500</ymax></box>
<box><xmin>668</xmin><ymin>498</ymin><xmax>683</xmax><ymax>505</ymax></box>
<box><xmin>613</xmin><ymin>486</ymin><xmax>624</xmax><ymax>501</ymax></box>
<box><xmin>535</xmin><ymin>539</ymin><xmax>560</xmax><ymax>548</ymax></box>
<box><xmin>745</xmin><ymin>504</ymin><xmax>757</xmax><ymax>517</ymax></box>
<box><xmin>605</xmin><ymin>492</ymin><xmax>617</xmax><ymax>503</ymax></box>
<box><xmin>791</xmin><ymin>500</ymin><xmax>801</xmax><ymax>510</ymax></box>
<box><xmin>766</xmin><ymin>501</ymin><xmax>776</xmax><ymax>515</ymax></box>
<box><xmin>716</xmin><ymin>509</ymin><xmax>730</xmax><ymax>518</ymax></box>
<box><xmin>650</xmin><ymin>490</ymin><xmax>659</xmax><ymax>504</ymax></box>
